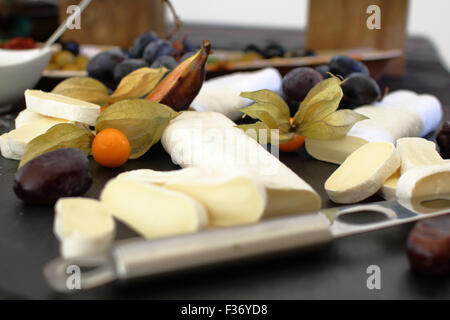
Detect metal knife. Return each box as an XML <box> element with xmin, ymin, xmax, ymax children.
<box><xmin>44</xmin><ymin>196</ymin><xmax>450</xmax><ymax>292</ymax></box>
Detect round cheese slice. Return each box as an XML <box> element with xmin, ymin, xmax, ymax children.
<box><xmin>54</xmin><ymin>198</ymin><xmax>115</xmax><ymax>259</ymax></box>
<box><xmin>325</xmin><ymin>142</ymin><xmax>400</xmax><ymax>204</ymax></box>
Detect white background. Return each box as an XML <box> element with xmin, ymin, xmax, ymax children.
<box><xmin>169</xmin><ymin>0</ymin><xmax>450</xmax><ymax>71</ymax></box>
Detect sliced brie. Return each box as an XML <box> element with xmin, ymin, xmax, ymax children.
<box><xmin>161</xmin><ymin>111</ymin><xmax>321</xmax><ymax>217</ymax></box>
<box><xmin>100</xmin><ymin>178</ymin><xmax>208</xmax><ymax>239</ymax></box>
<box><xmin>325</xmin><ymin>142</ymin><xmax>400</xmax><ymax>204</ymax></box>
<box><xmin>0</xmin><ymin>133</ymin><xmax>21</xmax><ymax>160</ymax></box>
<box><xmin>396</xmin><ymin>163</ymin><xmax>450</xmax><ymax>200</ymax></box>
<box><xmin>7</xmin><ymin>117</ymin><xmax>68</xmax><ymax>158</ymax></box>
<box><xmin>396</xmin><ymin>137</ymin><xmax>445</xmax><ymax>174</ymax></box>
<box><xmin>379</xmin><ymin>169</ymin><xmax>400</xmax><ymax>201</ymax></box>
<box><xmin>25</xmin><ymin>89</ymin><xmax>100</xmax><ymax>126</ymax></box>
<box><xmin>118</xmin><ymin>167</ymin><xmax>267</xmax><ymax>227</ymax></box>
<box><xmin>54</xmin><ymin>198</ymin><xmax>115</xmax><ymax>259</ymax></box>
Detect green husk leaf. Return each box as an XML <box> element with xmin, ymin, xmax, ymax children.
<box><xmin>96</xmin><ymin>99</ymin><xmax>177</xmax><ymax>159</ymax></box>
<box><xmin>237</xmin><ymin>121</ymin><xmax>295</xmax><ymax>144</ymax></box>
<box><xmin>19</xmin><ymin>123</ymin><xmax>94</xmax><ymax>168</ymax></box>
<box><xmin>52</xmin><ymin>77</ymin><xmax>109</xmax><ymax>105</ymax></box>
<box><xmin>109</xmin><ymin>67</ymin><xmax>168</xmax><ymax>104</ymax></box>
<box><xmin>239</xmin><ymin>102</ymin><xmax>291</xmax><ymax>132</ymax></box>
<box><xmin>293</xmin><ymin>77</ymin><xmax>343</xmax><ymax>126</ymax></box>
<box><xmin>296</xmin><ymin>109</ymin><xmax>368</xmax><ymax>140</ymax></box>
<box><xmin>240</xmin><ymin>90</ymin><xmax>290</xmax><ymax>120</ymax></box>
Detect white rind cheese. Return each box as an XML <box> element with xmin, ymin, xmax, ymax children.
<box><xmin>396</xmin><ymin>137</ymin><xmax>444</xmax><ymax>174</ymax></box>
<box><xmin>25</xmin><ymin>89</ymin><xmax>100</xmax><ymax>126</ymax></box>
<box><xmin>378</xmin><ymin>169</ymin><xmax>400</xmax><ymax>201</ymax></box>
<box><xmin>100</xmin><ymin>178</ymin><xmax>208</xmax><ymax>239</ymax></box>
<box><xmin>161</xmin><ymin>111</ymin><xmax>321</xmax><ymax>217</ymax></box>
<box><xmin>190</xmin><ymin>68</ymin><xmax>282</xmax><ymax>121</ymax></box>
<box><xmin>305</xmin><ymin>91</ymin><xmax>442</xmax><ymax>164</ymax></box>
<box><xmin>118</xmin><ymin>167</ymin><xmax>267</xmax><ymax>227</ymax></box>
<box><xmin>0</xmin><ymin>133</ymin><xmax>21</xmax><ymax>160</ymax></box>
<box><xmin>325</xmin><ymin>142</ymin><xmax>400</xmax><ymax>204</ymax></box>
<box><xmin>54</xmin><ymin>198</ymin><xmax>115</xmax><ymax>259</ymax></box>
<box><xmin>396</xmin><ymin>163</ymin><xmax>450</xmax><ymax>200</ymax></box>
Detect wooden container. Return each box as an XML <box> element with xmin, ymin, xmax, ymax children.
<box><xmin>306</xmin><ymin>0</ymin><xmax>408</xmax><ymax>76</ymax></box>
<box><xmin>58</xmin><ymin>0</ymin><xmax>166</xmax><ymax>47</ymax></box>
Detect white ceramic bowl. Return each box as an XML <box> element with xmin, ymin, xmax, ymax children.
<box><xmin>0</xmin><ymin>47</ymin><xmax>52</xmax><ymax>106</ymax></box>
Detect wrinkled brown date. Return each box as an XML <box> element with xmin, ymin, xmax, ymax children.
<box><xmin>13</xmin><ymin>148</ymin><xmax>92</xmax><ymax>205</ymax></box>
<box><xmin>436</xmin><ymin>121</ymin><xmax>449</xmax><ymax>159</ymax></box>
<box><xmin>406</xmin><ymin>214</ymin><xmax>450</xmax><ymax>275</ymax></box>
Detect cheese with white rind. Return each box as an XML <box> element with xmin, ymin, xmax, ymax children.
<box><xmin>191</xmin><ymin>68</ymin><xmax>282</xmax><ymax>121</ymax></box>
<box><xmin>378</xmin><ymin>138</ymin><xmax>445</xmax><ymax>200</ymax></box>
<box><xmin>396</xmin><ymin>137</ymin><xmax>445</xmax><ymax>175</ymax></box>
<box><xmin>396</xmin><ymin>163</ymin><xmax>450</xmax><ymax>200</ymax></box>
<box><xmin>25</xmin><ymin>89</ymin><xmax>100</xmax><ymax>126</ymax></box>
<box><xmin>54</xmin><ymin>198</ymin><xmax>115</xmax><ymax>259</ymax></box>
<box><xmin>100</xmin><ymin>178</ymin><xmax>208</xmax><ymax>239</ymax></box>
<box><xmin>7</xmin><ymin>117</ymin><xmax>69</xmax><ymax>158</ymax></box>
<box><xmin>0</xmin><ymin>133</ymin><xmax>21</xmax><ymax>160</ymax></box>
<box><xmin>161</xmin><ymin>111</ymin><xmax>321</xmax><ymax>217</ymax></box>
<box><xmin>305</xmin><ymin>90</ymin><xmax>442</xmax><ymax>164</ymax></box>
<box><xmin>118</xmin><ymin>167</ymin><xmax>267</xmax><ymax>227</ymax></box>
<box><xmin>325</xmin><ymin>142</ymin><xmax>400</xmax><ymax>204</ymax></box>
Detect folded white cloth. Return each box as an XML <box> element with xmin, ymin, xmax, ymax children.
<box><xmin>191</xmin><ymin>68</ymin><xmax>282</xmax><ymax>121</ymax></box>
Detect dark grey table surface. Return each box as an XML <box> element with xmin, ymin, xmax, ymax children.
<box><xmin>0</xmin><ymin>26</ymin><xmax>449</xmax><ymax>299</ymax></box>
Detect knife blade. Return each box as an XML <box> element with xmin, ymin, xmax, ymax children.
<box><xmin>44</xmin><ymin>196</ymin><xmax>450</xmax><ymax>292</ymax></box>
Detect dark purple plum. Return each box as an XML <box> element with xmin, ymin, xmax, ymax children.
<box><xmin>129</xmin><ymin>32</ymin><xmax>158</xmax><ymax>58</ymax></box>
<box><xmin>340</xmin><ymin>73</ymin><xmax>380</xmax><ymax>109</ymax></box>
<box><xmin>262</xmin><ymin>43</ymin><xmax>285</xmax><ymax>59</ymax></box>
<box><xmin>329</xmin><ymin>55</ymin><xmax>369</xmax><ymax>78</ymax></box>
<box><xmin>113</xmin><ymin>59</ymin><xmax>148</xmax><ymax>83</ymax></box>
<box><xmin>87</xmin><ymin>49</ymin><xmax>126</xmax><ymax>81</ymax></box>
<box><xmin>151</xmin><ymin>55</ymin><xmax>178</xmax><ymax>69</ymax></box>
<box><xmin>143</xmin><ymin>39</ymin><xmax>176</xmax><ymax>64</ymax></box>
<box><xmin>436</xmin><ymin>121</ymin><xmax>450</xmax><ymax>159</ymax></box>
<box><xmin>61</xmin><ymin>41</ymin><xmax>79</xmax><ymax>56</ymax></box>
<box><xmin>315</xmin><ymin>65</ymin><xmax>331</xmax><ymax>79</ymax></box>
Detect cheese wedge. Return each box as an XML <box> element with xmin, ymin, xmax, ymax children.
<box><xmin>0</xmin><ymin>133</ymin><xmax>21</xmax><ymax>160</ymax></box>
<box><xmin>25</xmin><ymin>89</ymin><xmax>100</xmax><ymax>126</ymax></box>
<box><xmin>161</xmin><ymin>111</ymin><xmax>321</xmax><ymax>217</ymax></box>
<box><xmin>396</xmin><ymin>163</ymin><xmax>450</xmax><ymax>200</ymax></box>
<box><xmin>118</xmin><ymin>167</ymin><xmax>267</xmax><ymax>227</ymax></box>
<box><xmin>7</xmin><ymin>117</ymin><xmax>68</xmax><ymax>158</ymax></box>
<box><xmin>305</xmin><ymin>91</ymin><xmax>442</xmax><ymax>164</ymax></box>
<box><xmin>100</xmin><ymin>178</ymin><xmax>208</xmax><ymax>239</ymax></box>
<box><xmin>396</xmin><ymin>137</ymin><xmax>445</xmax><ymax>175</ymax></box>
<box><xmin>378</xmin><ymin>138</ymin><xmax>445</xmax><ymax>200</ymax></box>
<box><xmin>54</xmin><ymin>198</ymin><xmax>115</xmax><ymax>259</ymax></box>
<box><xmin>325</xmin><ymin>142</ymin><xmax>400</xmax><ymax>204</ymax></box>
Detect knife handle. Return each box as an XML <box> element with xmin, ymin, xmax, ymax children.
<box><xmin>112</xmin><ymin>212</ymin><xmax>332</xmax><ymax>280</ymax></box>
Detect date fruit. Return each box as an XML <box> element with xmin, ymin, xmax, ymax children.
<box><xmin>436</xmin><ymin>121</ymin><xmax>450</xmax><ymax>159</ymax></box>
<box><xmin>13</xmin><ymin>148</ymin><xmax>92</xmax><ymax>205</ymax></box>
<box><xmin>407</xmin><ymin>214</ymin><xmax>450</xmax><ymax>275</ymax></box>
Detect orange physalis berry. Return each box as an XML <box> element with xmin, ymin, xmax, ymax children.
<box><xmin>92</xmin><ymin>128</ymin><xmax>130</xmax><ymax>168</ymax></box>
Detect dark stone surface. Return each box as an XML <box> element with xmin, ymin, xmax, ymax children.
<box><xmin>0</xmin><ymin>27</ymin><xmax>449</xmax><ymax>299</ymax></box>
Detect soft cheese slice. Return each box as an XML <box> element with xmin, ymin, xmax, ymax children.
<box><xmin>54</xmin><ymin>198</ymin><xmax>115</xmax><ymax>259</ymax></box>
<box><xmin>396</xmin><ymin>137</ymin><xmax>445</xmax><ymax>175</ymax></box>
<box><xmin>161</xmin><ymin>111</ymin><xmax>321</xmax><ymax>217</ymax></box>
<box><xmin>396</xmin><ymin>163</ymin><xmax>450</xmax><ymax>200</ymax></box>
<box><xmin>379</xmin><ymin>169</ymin><xmax>401</xmax><ymax>201</ymax></box>
<box><xmin>305</xmin><ymin>90</ymin><xmax>442</xmax><ymax>165</ymax></box>
<box><xmin>25</xmin><ymin>89</ymin><xmax>100</xmax><ymax>126</ymax></box>
<box><xmin>118</xmin><ymin>167</ymin><xmax>267</xmax><ymax>227</ymax></box>
<box><xmin>325</xmin><ymin>142</ymin><xmax>400</xmax><ymax>204</ymax></box>
<box><xmin>7</xmin><ymin>117</ymin><xmax>68</xmax><ymax>157</ymax></box>
<box><xmin>0</xmin><ymin>133</ymin><xmax>20</xmax><ymax>160</ymax></box>
<box><xmin>15</xmin><ymin>109</ymin><xmax>73</xmax><ymax>129</ymax></box>
<box><xmin>101</xmin><ymin>178</ymin><xmax>208</xmax><ymax>239</ymax></box>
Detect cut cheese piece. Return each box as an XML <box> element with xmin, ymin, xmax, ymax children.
<box><xmin>161</xmin><ymin>111</ymin><xmax>321</xmax><ymax>217</ymax></box>
<box><xmin>7</xmin><ymin>117</ymin><xmax>68</xmax><ymax>158</ymax></box>
<box><xmin>25</xmin><ymin>89</ymin><xmax>100</xmax><ymax>126</ymax></box>
<box><xmin>191</xmin><ymin>68</ymin><xmax>282</xmax><ymax>121</ymax></box>
<box><xmin>379</xmin><ymin>168</ymin><xmax>400</xmax><ymax>201</ymax></box>
<box><xmin>396</xmin><ymin>137</ymin><xmax>445</xmax><ymax>174</ymax></box>
<box><xmin>325</xmin><ymin>142</ymin><xmax>400</xmax><ymax>204</ymax></box>
<box><xmin>54</xmin><ymin>197</ymin><xmax>115</xmax><ymax>259</ymax></box>
<box><xmin>0</xmin><ymin>133</ymin><xmax>20</xmax><ymax>160</ymax></box>
<box><xmin>118</xmin><ymin>167</ymin><xmax>267</xmax><ymax>227</ymax></box>
<box><xmin>100</xmin><ymin>178</ymin><xmax>208</xmax><ymax>239</ymax></box>
<box><xmin>378</xmin><ymin>138</ymin><xmax>445</xmax><ymax>200</ymax></box>
<box><xmin>396</xmin><ymin>163</ymin><xmax>450</xmax><ymax>200</ymax></box>
<box><xmin>306</xmin><ymin>90</ymin><xmax>442</xmax><ymax>164</ymax></box>
<box><xmin>15</xmin><ymin>109</ymin><xmax>74</xmax><ymax>129</ymax></box>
